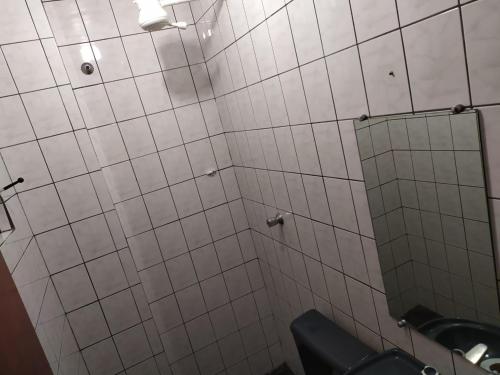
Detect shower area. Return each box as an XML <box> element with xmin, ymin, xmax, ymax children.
<box><xmin>1</xmin><ymin>0</ymin><xmax>500</xmax><ymax>374</ymax></box>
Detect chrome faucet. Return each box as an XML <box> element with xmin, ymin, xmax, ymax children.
<box><xmin>464</xmin><ymin>343</ymin><xmax>488</xmax><ymax>365</ymax></box>
<box><xmin>266</xmin><ymin>213</ymin><xmax>284</xmax><ymax>227</ymax></box>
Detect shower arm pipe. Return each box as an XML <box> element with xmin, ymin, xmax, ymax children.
<box><xmin>159</xmin><ymin>0</ymin><xmax>192</xmax><ymax>6</ymax></box>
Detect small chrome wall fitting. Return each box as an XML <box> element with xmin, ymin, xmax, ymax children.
<box><xmin>451</xmin><ymin>104</ymin><xmax>466</xmax><ymax>114</ymax></box>
<box><xmin>266</xmin><ymin>213</ymin><xmax>284</xmax><ymax>227</ymax></box>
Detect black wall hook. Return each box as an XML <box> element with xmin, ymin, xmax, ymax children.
<box><xmin>3</xmin><ymin>177</ymin><xmax>24</xmax><ymax>191</ymax></box>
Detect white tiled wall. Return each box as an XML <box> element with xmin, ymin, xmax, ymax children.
<box><xmin>1</xmin><ymin>1</ymin><xmax>278</xmax><ymax>375</ymax></box>
<box><xmin>196</xmin><ymin>0</ymin><xmax>500</xmax><ymax>374</ymax></box>
<box><xmin>2</xmin><ymin>0</ymin><xmax>500</xmax><ymax>375</ymax></box>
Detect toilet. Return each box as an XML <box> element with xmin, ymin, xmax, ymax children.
<box><xmin>290</xmin><ymin>310</ymin><xmax>376</xmax><ymax>374</ymax></box>
<box><xmin>291</xmin><ymin>310</ymin><xmax>428</xmax><ymax>375</ymax></box>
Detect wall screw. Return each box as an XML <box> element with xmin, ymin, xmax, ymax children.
<box><xmin>451</xmin><ymin>104</ymin><xmax>466</xmax><ymax>114</ymax></box>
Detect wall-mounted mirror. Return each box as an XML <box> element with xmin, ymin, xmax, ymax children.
<box><xmin>355</xmin><ymin>110</ymin><xmax>500</xmax><ymax>372</ymax></box>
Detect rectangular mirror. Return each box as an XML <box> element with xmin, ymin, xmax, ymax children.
<box><xmin>355</xmin><ymin>110</ymin><xmax>500</xmax><ymax>372</ymax></box>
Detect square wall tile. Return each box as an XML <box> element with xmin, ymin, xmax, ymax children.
<box><xmin>42</xmin><ymin>39</ymin><xmax>70</xmax><ymax>86</ymax></box>
<box><xmin>403</xmin><ymin>9</ymin><xmax>469</xmax><ymax>110</ymax></box>
<box><xmin>225</xmin><ymin>44</ymin><xmax>247</xmax><ymax>91</ymax></box>
<box><xmin>114</xmin><ymin>325</ymin><xmax>152</xmax><ymax>368</ymax></box>
<box><xmin>39</xmin><ymin>133</ymin><xmax>87</xmax><ymax>181</ymax></box>
<box><xmin>118</xmin><ymin>117</ymin><xmax>156</xmax><ymax>159</ymax></box>
<box><xmin>191</xmin><ymin>243</ymin><xmax>221</xmax><ymax>280</ymax></box>
<box><xmin>166</xmin><ymin>253</ymin><xmax>198</xmax><ymax>291</ymax></box>
<box><xmin>164</xmin><ymin>67</ymin><xmax>198</xmax><ymax>108</ymax></box>
<box><xmin>75</xmin><ymin>84</ymin><xmax>115</xmax><ymax>128</ymax></box>
<box><xmin>22</xmin><ymin>88</ymin><xmax>72</xmax><ymax>138</ymax></box>
<box><xmin>186</xmin><ymin>314</ymin><xmax>216</xmax><ymax>351</ymax></box>
<box><xmin>89</xmin><ymin>124</ymin><xmax>129</xmax><ymax>166</ymax></box>
<box><xmin>52</xmin><ymin>264</ymin><xmax>97</xmax><ymax>312</ymax></box>
<box><xmin>110</xmin><ymin>0</ymin><xmax>146</xmax><ymax>36</ymax></box>
<box><xmin>201</xmin><ymin>275</ymin><xmax>229</xmax><ymax>311</ymax></box>
<box><xmin>87</xmin><ymin>252</ymin><xmax>128</xmax><ymax>298</ymax></box>
<box><xmin>300</xmin><ymin>59</ymin><xmax>336</xmax><ymax>123</ymax></box>
<box><xmin>326</xmin><ymin>47</ymin><xmax>368</xmax><ymax>119</ymax></box>
<box><xmin>0</xmin><ymin>0</ymin><xmax>37</xmax><ymax>44</ymax></box>
<box><xmin>287</xmin><ymin>0</ymin><xmax>323</xmax><ymax>65</ymax></box>
<box><xmin>20</xmin><ymin>185</ymin><xmax>68</xmax><ymax>234</ymax></box>
<box><xmin>315</xmin><ymin>0</ymin><xmax>356</xmax><ymax>54</ymax></box>
<box><xmin>92</xmin><ymin>38</ymin><xmax>131</xmax><ymax>82</ymax></box>
<box><xmin>105</xmin><ymin>79</ymin><xmax>144</xmax><ymax>122</ymax></box>
<box><xmin>181</xmin><ymin>26</ymin><xmax>204</xmax><ymax>65</ymax></box>
<box><xmin>191</xmin><ymin>63</ymin><xmax>215</xmax><ymax>101</ymax></box>
<box><xmin>226</xmin><ymin>0</ymin><xmax>249</xmax><ymax>39</ymax></box>
<box><xmin>2</xmin><ymin>41</ymin><xmax>55</xmax><ymax>92</ymax></box>
<box><xmin>325</xmin><ymin>178</ymin><xmax>359</xmax><ymax>233</ymax></box>
<box><xmin>397</xmin><ymin>0</ymin><xmax>457</xmax><ymax>26</ymax></box>
<box><xmin>102</xmin><ymin>161</ymin><xmax>140</xmax><ymax>203</ymax></box>
<box><xmin>155</xmin><ymin>221</ymin><xmax>188</xmax><ymax>260</ymax></box>
<box><xmin>101</xmin><ymin>289</ymin><xmax>140</xmax><ymax>334</ymax></box>
<box><xmin>72</xmin><ymin>214</ymin><xmax>115</xmax><ymax>261</ymax></box>
<box><xmin>280</xmin><ymin>69</ymin><xmax>310</xmax><ymax>124</ymax></box>
<box><xmin>291</xmin><ymin>124</ymin><xmax>321</xmax><ymax>175</ymax></box>
<box><xmin>132</xmin><ymin>154</ymin><xmax>168</xmax><ymax>194</ymax></box>
<box><xmin>82</xmin><ymin>338</ymin><xmax>123</xmax><ymax>375</ymax></box>
<box><xmin>159</xmin><ymin>146</ymin><xmax>193</xmax><ymax>185</ymax></box>
<box><xmin>136</xmin><ymin>73</ymin><xmax>173</xmax><ymax>114</ymax></box>
<box><xmin>150</xmin><ymin>295</ymin><xmax>182</xmax><ymax>334</ymax></box>
<box><xmin>59</xmin><ymin>43</ymin><xmax>103</xmax><ymax>88</ymax></box>
<box><xmin>351</xmin><ymin>0</ymin><xmax>398</xmax><ymax>42</ymax></box>
<box><xmin>175</xmin><ymin>103</ymin><xmax>208</xmax><ymax>143</ymax></box>
<box><xmin>36</xmin><ymin>226</ymin><xmax>83</xmax><ymax>274</ymax></box>
<box><xmin>302</xmin><ymin>175</ymin><xmax>333</xmax><ymax>224</ymax></box>
<box><xmin>152</xmin><ymin>28</ymin><xmax>188</xmax><ymax>70</ymax></box>
<box><xmin>123</xmin><ymin>33</ymin><xmax>161</xmax><ymax>76</ymax></box>
<box><xmin>251</xmin><ymin>23</ymin><xmax>277</xmax><ymax>80</ymax></box>
<box><xmin>44</xmin><ymin>0</ymin><xmax>88</xmax><ymax>45</ymax></box>
<box><xmin>128</xmin><ymin>230</ymin><xmax>163</xmax><ymax>270</ymax></box>
<box><xmin>161</xmin><ymin>325</ymin><xmax>192</xmax><ymax>363</ymax></box>
<box><xmin>185</xmin><ymin>139</ymin><xmax>216</xmax><ymax>177</ymax></box>
<box><xmin>171</xmin><ymin>179</ymin><xmax>203</xmax><ymax>218</ymax></box>
<box><xmin>463</xmin><ymin>0</ymin><xmax>500</xmax><ymax>104</ymax></box>
<box><xmin>139</xmin><ymin>263</ymin><xmax>173</xmax><ymax>302</ymax></box>
<box><xmin>360</xmin><ymin>31</ymin><xmax>412</xmax><ymax>116</ymax></box>
<box><xmin>0</xmin><ymin>96</ymin><xmax>35</xmax><ymax>148</ymax></box>
<box><xmin>0</xmin><ymin>52</ymin><xmax>17</xmax><ymax>97</ymax></box>
<box><xmin>144</xmin><ymin>187</ymin><xmax>178</xmax><ymax>228</ymax></box>
<box><xmin>176</xmin><ymin>284</ymin><xmax>207</xmax><ymax>321</ymax></box>
<box><xmin>206</xmin><ymin>204</ymin><xmax>235</xmax><ymax>241</ymax></box>
<box><xmin>77</xmin><ymin>0</ymin><xmax>120</xmax><ymax>40</ymax></box>
<box><xmin>181</xmin><ymin>213</ymin><xmax>212</xmax><ymax>250</ymax></box>
<box><xmin>56</xmin><ymin>175</ymin><xmax>102</xmax><ymax>222</ymax></box>
<box><xmin>1</xmin><ymin>142</ymin><xmax>52</xmax><ymax>192</ymax></box>
<box><xmin>68</xmin><ymin>302</ymin><xmax>110</xmax><ymax>348</ymax></box>
<box><xmin>115</xmin><ymin>196</ymin><xmax>152</xmax><ymax>237</ymax></box>
<box><xmin>313</xmin><ymin>122</ymin><xmax>347</xmax><ymax>179</ymax></box>
<box><xmin>148</xmin><ymin>111</ymin><xmax>183</xmax><ymax>150</ymax></box>
<box><xmin>237</xmin><ymin>35</ymin><xmax>261</xmax><ymax>86</ymax></box>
